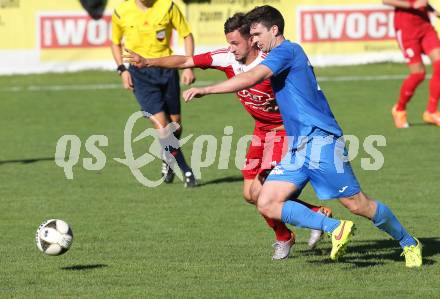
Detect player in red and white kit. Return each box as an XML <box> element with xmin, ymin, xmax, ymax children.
<box><xmin>384</xmin><ymin>0</ymin><xmax>440</xmax><ymax>127</ymax></box>
<box><xmin>124</xmin><ymin>13</ymin><xmax>332</xmax><ymax>260</ymax></box>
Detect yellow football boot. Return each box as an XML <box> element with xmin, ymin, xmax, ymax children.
<box><xmin>330</xmin><ymin>220</ymin><xmax>355</xmax><ymax>261</ymax></box>
<box><xmin>401</xmin><ymin>238</ymin><xmax>423</xmax><ymax>268</ymax></box>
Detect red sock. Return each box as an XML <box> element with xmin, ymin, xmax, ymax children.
<box><xmin>292</xmin><ymin>198</ymin><xmax>320</xmax><ymax>212</ymax></box>
<box><xmin>396</xmin><ymin>72</ymin><xmax>425</xmax><ymax>111</ymax></box>
<box><xmin>262</xmin><ymin>198</ymin><xmax>321</xmax><ymax>241</ymax></box>
<box><xmin>263</xmin><ymin>215</ymin><xmax>291</xmax><ymax>241</ymax></box>
<box><xmin>427</xmin><ymin>60</ymin><xmax>440</xmax><ymax>113</ymax></box>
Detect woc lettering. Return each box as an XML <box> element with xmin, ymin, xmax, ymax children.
<box><xmin>299</xmin><ymin>8</ymin><xmax>395</xmax><ymax>42</ymax></box>
<box><xmin>39</xmin><ymin>14</ymin><xmax>112</xmax><ymax>48</ymax></box>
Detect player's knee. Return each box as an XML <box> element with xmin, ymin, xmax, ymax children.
<box><xmin>249</xmin><ymin>184</ymin><xmax>261</xmax><ymax>205</ymax></box>
<box><xmin>256</xmin><ymin>194</ymin><xmax>274</xmax><ymax>217</ymax></box>
<box><xmin>432</xmin><ymin>59</ymin><xmax>440</xmax><ymax>75</ymax></box>
<box><xmin>242</xmin><ymin>189</ymin><xmax>255</xmax><ymax>205</ymax></box>
<box><xmin>346</xmin><ymin>202</ymin><xmax>364</xmax><ymax>216</ymax></box>
<box><xmin>341</xmin><ymin>192</ymin><xmax>373</xmax><ymax>217</ymax></box>
<box><xmin>257</xmin><ymin>201</ymin><xmax>270</xmax><ymax>217</ymax></box>
<box><xmin>417</xmin><ymin>72</ymin><xmax>426</xmax><ymax>81</ymax></box>
<box><xmin>411</xmin><ymin>71</ymin><xmax>426</xmax><ymax>83</ymax></box>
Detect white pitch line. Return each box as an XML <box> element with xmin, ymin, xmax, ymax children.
<box><xmin>0</xmin><ymin>81</ymin><xmax>215</xmax><ymax>92</ymax></box>
<box><xmin>318</xmin><ymin>74</ymin><xmax>404</xmax><ymax>81</ymax></box>
<box><xmin>0</xmin><ymin>75</ymin><xmax>431</xmax><ymax>92</ymax></box>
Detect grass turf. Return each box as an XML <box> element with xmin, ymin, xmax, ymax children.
<box><xmin>0</xmin><ymin>64</ymin><xmax>439</xmax><ymax>298</ymax></box>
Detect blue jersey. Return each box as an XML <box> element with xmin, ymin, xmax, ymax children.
<box><xmin>260</xmin><ymin>40</ymin><xmax>343</xmax><ymax>149</ymax></box>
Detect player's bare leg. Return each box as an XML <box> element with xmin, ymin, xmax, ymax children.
<box><xmin>169</xmin><ymin>113</ymin><xmax>182</xmax><ymax>136</ymax></box>
<box><xmin>150</xmin><ymin>112</ymin><xmax>175</xmax><ymax>183</ymax></box>
<box><xmin>242</xmin><ymin>179</ymin><xmax>255</xmax><ymax>204</ymax></box>
<box><xmin>338</xmin><ymin>191</ymin><xmax>421</xmax><ymax>267</ymax></box>
<box><xmin>257</xmin><ymin>181</ymin><xmax>352</xmax><ymax>261</ymax></box>
<box><xmin>159</xmin><ymin>114</ymin><xmax>182</xmax><ymax>183</ymax></box>
<box><xmin>149</xmin><ymin>111</ymin><xmax>196</xmax><ymax>187</ymax></box>
<box><xmin>392</xmin><ymin>62</ymin><xmax>425</xmax><ymax>128</ymax></box>
<box><xmin>250</xmin><ymin>173</ymin><xmax>332</xmax><ymax>250</ymax></box>
<box><xmin>338</xmin><ymin>192</ymin><xmax>376</xmax><ymax>219</ymax></box>
<box><xmin>243</xmin><ymin>178</ymin><xmax>294</xmax><ymax>260</ymax></box>
<box><xmin>423</xmin><ymin>48</ymin><xmax>440</xmax><ymax>126</ymax></box>
<box><xmin>257</xmin><ymin>180</ymin><xmax>299</xmax><ymax>221</ymax></box>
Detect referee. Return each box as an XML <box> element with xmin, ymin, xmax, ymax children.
<box><xmin>111</xmin><ymin>0</ymin><xmax>197</xmax><ymax>187</ymax></box>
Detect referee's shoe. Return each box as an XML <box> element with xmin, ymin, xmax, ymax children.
<box><xmin>161</xmin><ymin>161</ymin><xmax>175</xmax><ymax>184</ymax></box>
<box><xmin>184</xmin><ymin>171</ymin><xmax>197</xmax><ymax>188</ymax></box>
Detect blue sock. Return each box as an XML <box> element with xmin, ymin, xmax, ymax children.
<box><xmin>281</xmin><ymin>201</ymin><xmax>340</xmax><ymax>233</ymax></box>
<box><xmin>372</xmin><ymin>201</ymin><xmax>416</xmax><ymax>248</ymax></box>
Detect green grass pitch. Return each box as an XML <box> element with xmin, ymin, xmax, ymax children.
<box><xmin>0</xmin><ymin>64</ymin><xmax>439</xmax><ymax>298</ymax></box>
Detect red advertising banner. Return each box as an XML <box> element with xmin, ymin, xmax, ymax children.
<box><xmin>39</xmin><ymin>14</ymin><xmax>112</xmax><ymax>49</ymax></box>
<box><xmin>299</xmin><ymin>7</ymin><xmax>395</xmax><ymax>42</ymax></box>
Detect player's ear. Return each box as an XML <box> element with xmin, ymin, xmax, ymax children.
<box><xmin>271</xmin><ymin>25</ymin><xmax>279</xmax><ymax>36</ymax></box>
<box><xmin>248</xmin><ymin>36</ymin><xmax>255</xmax><ymax>47</ymax></box>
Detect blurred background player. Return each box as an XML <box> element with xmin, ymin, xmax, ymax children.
<box><xmin>384</xmin><ymin>0</ymin><xmax>440</xmax><ymax>127</ymax></box>
<box><xmin>111</xmin><ymin>0</ymin><xmax>197</xmax><ymax>186</ymax></box>
<box><xmin>125</xmin><ymin>13</ymin><xmax>333</xmax><ymax>260</ymax></box>
<box><xmin>79</xmin><ymin>0</ymin><xmax>107</xmax><ymax>20</ymax></box>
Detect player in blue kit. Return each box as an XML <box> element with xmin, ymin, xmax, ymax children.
<box><xmin>183</xmin><ymin>5</ymin><xmax>422</xmax><ymax>267</ymax></box>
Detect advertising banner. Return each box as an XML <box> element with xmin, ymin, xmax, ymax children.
<box><xmin>0</xmin><ymin>0</ymin><xmax>186</xmax><ymax>74</ymax></box>
<box><xmin>296</xmin><ymin>4</ymin><xmax>399</xmax><ymax>65</ymax></box>
<box><xmin>1</xmin><ymin>0</ymin><xmax>440</xmax><ymax>74</ymax></box>
<box><xmin>187</xmin><ymin>0</ymin><xmax>440</xmax><ymax>65</ymax></box>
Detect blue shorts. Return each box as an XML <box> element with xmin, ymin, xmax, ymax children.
<box><xmin>129</xmin><ymin>66</ymin><xmax>181</xmax><ymax>116</ymax></box>
<box><xmin>266</xmin><ymin>128</ymin><xmax>361</xmax><ymax>200</ymax></box>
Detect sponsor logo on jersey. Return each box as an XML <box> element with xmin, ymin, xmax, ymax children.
<box><xmin>237</xmin><ymin>88</ymin><xmax>278</xmax><ymax>112</ymax></box>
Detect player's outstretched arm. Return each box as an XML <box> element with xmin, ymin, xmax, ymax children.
<box><xmin>183</xmin><ymin>64</ymin><xmax>272</xmax><ymax>102</ymax></box>
<box><xmin>123</xmin><ymin>48</ymin><xmax>195</xmax><ymax>69</ymax></box>
<box><xmin>181</xmin><ymin>33</ymin><xmax>196</xmax><ymax>85</ymax></box>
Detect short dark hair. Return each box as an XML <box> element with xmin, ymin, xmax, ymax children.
<box><xmin>245</xmin><ymin>5</ymin><xmax>284</xmax><ymax>35</ymax></box>
<box><xmin>224</xmin><ymin>13</ymin><xmax>250</xmax><ymax>38</ymax></box>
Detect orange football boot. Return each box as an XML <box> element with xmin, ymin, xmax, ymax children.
<box><xmin>422</xmin><ymin>111</ymin><xmax>440</xmax><ymax>126</ymax></box>
<box><xmin>392</xmin><ymin>105</ymin><xmax>409</xmax><ymax>128</ymax></box>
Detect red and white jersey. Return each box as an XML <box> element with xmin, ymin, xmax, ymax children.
<box><xmin>394</xmin><ymin>1</ymin><xmax>430</xmax><ymax>29</ymax></box>
<box><xmin>193</xmin><ymin>48</ymin><xmax>283</xmax><ymax>130</ymax></box>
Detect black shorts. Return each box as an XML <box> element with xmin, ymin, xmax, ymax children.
<box><xmin>129</xmin><ymin>66</ymin><xmax>181</xmax><ymax>116</ymax></box>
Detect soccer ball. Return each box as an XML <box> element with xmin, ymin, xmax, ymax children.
<box><xmin>35</xmin><ymin>219</ymin><xmax>73</xmax><ymax>256</ymax></box>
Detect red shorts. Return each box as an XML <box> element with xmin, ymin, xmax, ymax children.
<box><xmin>241</xmin><ymin>127</ymin><xmax>288</xmax><ymax>180</ymax></box>
<box><xmin>396</xmin><ymin>23</ymin><xmax>440</xmax><ymax>64</ymax></box>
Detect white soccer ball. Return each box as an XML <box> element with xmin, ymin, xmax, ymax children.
<box><xmin>35</xmin><ymin>219</ymin><xmax>73</xmax><ymax>256</ymax></box>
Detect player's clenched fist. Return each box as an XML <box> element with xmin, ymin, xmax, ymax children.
<box><xmin>183</xmin><ymin>87</ymin><xmax>207</xmax><ymax>102</ymax></box>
